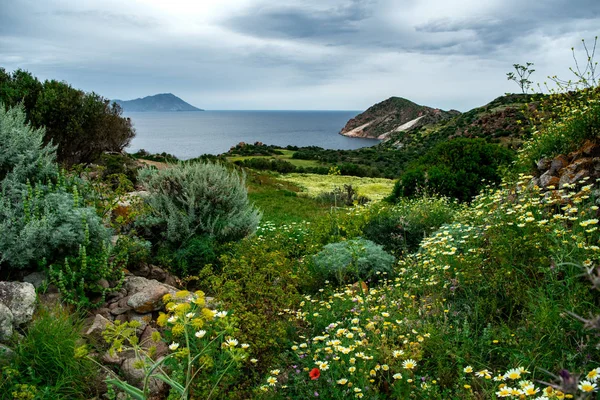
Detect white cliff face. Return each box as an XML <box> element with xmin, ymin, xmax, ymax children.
<box><xmin>340</xmin><ymin>121</ymin><xmax>374</xmax><ymax>138</ymax></box>
<box><xmin>377</xmin><ymin>116</ymin><xmax>426</xmax><ymax>140</ymax></box>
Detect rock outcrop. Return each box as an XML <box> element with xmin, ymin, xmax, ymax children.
<box><xmin>533</xmin><ymin>140</ymin><xmax>600</xmax><ymax>190</ymax></box>
<box><xmin>0</xmin><ymin>281</ymin><xmax>36</xmax><ymax>341</ymax></box>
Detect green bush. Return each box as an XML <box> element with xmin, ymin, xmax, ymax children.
<box><xmin>0</xmin><ymin>69</ymin><xmax>135</xmax><ymax>165</ymax></box>
<box><xmin>390</xmin><ymin>138</ymin><xmax>514</xmax><ymax>202</ymax></box>
<box><xmin>137</xmin><ymin>161</ymin><xmax>261</xmax><ymax>248</ymax></box>
<box><xmin>0</xmin><ymin>306</ymin><xmax>98</xmax><ymax>399</ymax></box>
<box><xmin>363</xmin><ymin>196</ymin><xmax>457</xmax><ymax>255</ymax></box>
<box><xmin>0</xmin><ymin>104</ymin><xmax>110</xmax><ymax>271</ymax></box>
<box><xmin>311</xmin><ymin>238</ymin><xmax>395</xmax><ymax>284</ymax></box>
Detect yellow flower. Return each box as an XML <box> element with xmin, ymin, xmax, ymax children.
<box><xmin>337</xmin><ymin>379</ymin><xmax>348</xmax><ymax>385</ymax></box>
<box><xmin>464</xmin><ymin>366</ymin><xmax>473</xmax><ymax>373</ymax></box>
<box><xmin>175</xmin><ymin>290</ymin><xmax>190</xmax><ymax>299</ymax></box>
<box><xmin>156</xmin><ymin>313</ymin><xmax>168</xmax><ymax>327</ymax></box>
<box><xmin>267</xmin><ymin>376</ymin><xmax>277</xmax><ymax>386</ymax></box>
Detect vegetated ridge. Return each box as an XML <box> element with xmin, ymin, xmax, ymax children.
<box><xmin>339</xmin><ymin>96</ymin><xmax>460</xmax><ymax>139</ymax></box>
<box><xmin>113</xmin><ymin>93</ymin><xmax>203</xmax><ymax>112</ymax></box>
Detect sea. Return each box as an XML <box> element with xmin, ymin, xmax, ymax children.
<box><xmin>125</xmin><ymin>110</ymin><xmax>379</xmax><ymax>159</ymax></box>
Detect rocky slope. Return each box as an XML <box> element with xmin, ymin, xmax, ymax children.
<box><xmin>114</xmin><ymin>93</ymin><xmax>203</xmax><ymax>112</ymax></box>
<box><xmin>339</xmin><ymin>97</ymin><xmax>460</xmax><ymax>140</ymax></box>
<box><xmin>379</xmin><ymin>93</ymin><xmax>539</xmax><ymax>152</ymax></box>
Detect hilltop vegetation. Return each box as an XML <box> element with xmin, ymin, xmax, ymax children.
<box><xmin>2</xmin><ymin>50</ymin><xmax>600</xmax><ymax>400</ymax></box>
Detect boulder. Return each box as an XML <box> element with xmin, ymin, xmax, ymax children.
<box><xmin>559</xmin><ymin>170</ymin><xmax>589</xmax><ymax>189</ymax></box>
<box><xmin>85</xmin><ymin>314</ymin><xmax>113</xmax><ymax>347</ymax></box>
<box><xmin>539</xmin><ymin>171</ymin><xmax>560</xmax><ymax>189</ymax></box>
<box><xmin>537</xmin><ymin>158</ymin><xmax>551</xmax><ymax>171</ymax></box>
<box><xmin>121</xmin><ymin>356</ymin><xmax>166</xmax><ymax>395</ymax></box>
<box><xmin>139</xmin><ymin>326</ymin><xmax>169</xmax><ymax>359</ymax></box>
<box><xmin>549</xmin><ymin>155</ymin><xmax>569</xmax><ymax>175</ymax></box>
<box><xmin>127</xmin><ymin>311</ymin><xmax>152</xmax><ymax>332</ymax></box>
<box><xmin>124</xmin><ymin>276</ymin><xmax>178</xmax><ymax>313</ymax></box>
<box><xmin>0</xmin><ymin>303</ymin><xmax>14</xmax><ymax>341</ymax></box>
<box><xmin>0</xmin><ymin>281</ymin><xmax>36</xmax><ymax>325</ymax></box>
<box><xmin>23</xmin><ymin>272</ymin><xmax>48</xmax><ymax>290</ymax></box>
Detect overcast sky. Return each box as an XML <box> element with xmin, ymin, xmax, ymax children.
<box><xmin>1</xmin><ymin>0</ymin><xmax>599</xmax><ymax>111</ymax></box>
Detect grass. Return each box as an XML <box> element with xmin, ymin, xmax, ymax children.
<box><xmin>246</xmin><ymin>171</ymin><xmax>331</xmax><ymax>225</ymax></box>
<box><xmin>1</xmin><ymin>305</ymin><xmax>98</xmax><ymax>400</ymax></box>
<box><xmin>276</xmin><ymin>173</ymin><xmax>396</xmax><ymax>201</ymax></box>
<box><xmin>227</xmin><ymin>148</ymin><xmax>324</xmax><ymax>168</ymax></box>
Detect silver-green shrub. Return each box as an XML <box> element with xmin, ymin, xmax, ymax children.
<box><xmin>137</xmin><ymin>162</ymin><xmax>261</xmax><ymax>245</ymax></box>
<box><xmin>0</xmin><ymin>104</ymin><xmax>110</xmax><ymax>270</ymax></box>
<box><xmin>311</xmin><ymin>238</ymin><xmax>395</xmax><ymax>285</ymax></box>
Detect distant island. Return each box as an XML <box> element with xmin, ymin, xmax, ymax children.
<box><xmin>113</xmin><ymin>93</ymin><xmax>203</xmax><ymax>112</ymax></box>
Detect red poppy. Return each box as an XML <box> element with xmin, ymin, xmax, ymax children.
<box><xmin>309</xmin><ymin>368</ymin><xmax>320</xmax><ymax>380</ymax></box>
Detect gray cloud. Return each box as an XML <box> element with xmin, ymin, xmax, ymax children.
<box><xmin>1</xmin><ymin>0</ymin><xmax>599</xmax><ymax>111</ymax></box>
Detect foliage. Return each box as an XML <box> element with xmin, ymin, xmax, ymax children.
<box><xmin>316</xmin><ymin>185</ymin><xmax>370</xmax><ymax>206</ymax></box>
<box><xmin>515</xmin><ymin>88</ymin><xmax>600</xmax><ymax>173</ymax></box>
<box><xmin>103</xmin><ymin>290</ymin><xmax>248</xmax><ymax>399</ymax></box>
<box><xmin>49</xmin><ymin>228</ymin><xmax>126</xmax><ymax>309</ymax></box>
<box><xmin>137</xmin><ymin>161</ymin><xmax>260</xmax><ymax>249</ymax></box>
<box><xmin>0</xmin><ymin>105</ymin><xmax>110</xmax><ymax>272</ymax></box>
<box><xmin>390</xmin><ymin>138</ymin><xmax>515</xmax><ymax>202</ymax></box>
<box><xmin>0</xmin><ymin>68</ymin><xmax>135</xmax><ymax>165</ymax></box>
<box><xmin>0</xmin><ymin>305</ymin><xmax>97</xmax><ymax>399</ymax></box>
<box><xmin>131</xmin><ymin>149</ymin><xmax>179</xmax><ymax>164</ymax></box>
<box><xmin>311</xmin><ymin>238</ymin><xmax>395</xmax><ymax>285</ymax></box>
<box><xmin>548</xmin><ymin>37</ymin><xmax>599</xmax><ymax>91</ymax></box>
<box><xmin>362</xmin><ymin>196</ymin><xmax>457</xmax><ymax>255</ymax></box>
<box><xmin>507</xmin><ymin>62</ymin><xmax>535</xmax><ymax>94</ymax></box>
<box><xmin>198</xmin><ymin>240</ymin><xmax>303</xmax><ymax>372</ymax></box>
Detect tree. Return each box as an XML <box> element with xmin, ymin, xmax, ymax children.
<box><xmin>507</xmin><ymin>62</ymin><xmax>535</xmax><ymax>94</ymax></box>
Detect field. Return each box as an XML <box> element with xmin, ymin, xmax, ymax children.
<box><xmin>276</xmin><ymin>172</ymin><xmax>396</xmax><ymax>201</ymax></box>
<box><xmin>226</xmin><ymin>149</ymin><xmax>324</xmax><ymax>168</ymax></box>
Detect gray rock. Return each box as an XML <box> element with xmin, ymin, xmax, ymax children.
<box><xmin>121</xmin><ymin>356</ymin><xmax>165</xmax><ymax>395</ymax></box>
<box><xmin>85</xmin><ymin>314</ymin><xmax>113</xmax><ymax>347</ymax></box>
<box><xmin>0</xmin><ymin>281</ymin><xmax>36</xmax><ymax>325</ymax></box>
<box><xmin>537</xmin><ymin>158</ymin><xmax>551</xmax><ymax>171</ymax></box>
<box><xmin>148</xmin><ymin>265</ymin><xmax>167</xmax><ymax>282</ymax></box>
<box><xmin>127</xmin><ymin>286</ymin><xmax>170</xmax><ymax>313</ymax></box>
<box><xmin>549</xmin><ymin>155</ymin><xmax>569</xmax><ymax>175</ymax></box>
<box><xmin>539</xmin><ymin>170</ymin><xmax>560</xmax><ymax>189</ymax></box>
<box><xmin>127</xmin><ymin>311</ymin><xmax>152</xmax><ymax>332</ymax></box>
<box><xmin>23</xmin><ymin>272</ymin><xmax>48</xmax><ymax>290</ymax></box>
<box><xmin>0</xmin><ymin>303</ymin><xmax>14</xmax><ymax>341</ymax></box>
<box><xmin>109</xmin><ymin>307</ymin><xmax>131</xmax><ymax>316</ymax></box>
<box><xmin>139</xmin><ymin>326</ymin><xmax>168</xmax><ymax>359</ymax></box>
<box><xmin>0</xmin><ymin>343</ymin><xmax>15</xmax><ymax>365</ymax></box>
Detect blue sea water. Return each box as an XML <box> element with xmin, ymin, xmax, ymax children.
<box><xmin>125</xmin><ymin>110</ymin><xmax>379</xmax><ymax>159</ymax></box>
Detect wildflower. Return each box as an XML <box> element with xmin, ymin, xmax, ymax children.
<box><xmin>215</xmin><ymin>311</ymin><xmax>228</xmax><ymax>318</ymax></box>
<box><xmin>271</xmin><ymin>369</ymin><xmax>281</xmax><ymax>376</ymax></box>
<box><xmin>195</xmin><ymin>330</ymin><xmax>206</xmax><ymax>338</ymax></box>
<box><xmin>349</xmin><ymin>366</ymin><xmax>356</xmax><ymax>374</ymax></box>
<box><xmin>267</xmin><ymin>376</ymin><xmax>277</xmax><ymax>386</ymax></box>
<box><xmin>393</xmin><ymin>373</ymin><xmax>402</xmax><ymax>380</ymax></box>
<box><xmin>402</xmin><ymin>359</ymin><xmax>417</xmax><ymax>370</ymax></box>
<box><xmin>250</xmin><ymin>358</ymin><xmax>258</xmax><ymax>363</ymax></box>
<box><xmin>225</xmin><ymin>338</ymin><xmax>238</xmax><ymax>348</ymax></box>
<box><xmin>337</xmin><ymin>378</ymin><xmax>348</xmax><ymax>385</ymax></box>
<box><xmin>587</xmin><ymin>368</ymin><xmax>600</xmax><ymax>381</ymax></box>
<box><xmin>309</xmin><ymin>368</ymin><xmax>321</xmax><ymax>380</ymax></box>
<box><xmin>464</xmin><ymin>366</ymin><xmax>473</xmax><ymax>373</ymax></box>
<box><xmin>578</xmin><ymin>380</ymin><xmax>597</xmax><ymax>392</ymax></box>
<box><xmin>476</xmin><ymin>369</ymin><xmax>491</xmax><ymax>379</ymax></box>
<box><xmin>521</xmin><ymin>384</ymin><xmax>539</xmax><ymax>396</ymax></box>
<box><xmin>393</xmin><ymin>350</ymin><xmax>404</xmax><ymax>358</ymax></box>
<box><xmin>241</xmin><ymin>343</ymin><xmax>250</xmax><ymax>349</ymax></box>
<box><xmin>464</xmin><ymin>384</ymin><xmax>471</xmax><ymax>389</ymax></box>
<box><xmin>504</xmin><ymin>368</ymin><xmax>521</xmax><ymax>380</ymax></box>
<box><xmin>169</xmin><ymin>342</ymin><xmax>179</xmax><ymax>351</ymax></box>
<box><xmin>167</xmin><ymin>316</ymin><xmax>178</xmax><ymax>324</ymax></box>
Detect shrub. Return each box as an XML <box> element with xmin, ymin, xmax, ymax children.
<box><xmin>0</xmin><ymin>104</ymin><xmax>110</xmax><ymax>271</ymax></box>
<box><xmin>311</xmin><ymin>238</ymin><xmax>395</xmax><ymax>285</ymax></box>
<box><xmin>390</xmin><ymin>138</ymin><xmax>514</xmax><ymax>202</ymax></box>
<box><xmin>0</xmin><ymin>305</ymin><xmax>97</xmax><ymax>399</ymax></box>
<box><xmin>137</xmin><ymin>161</ymin><xmax>261</xmax><ymax>248</ymax></box>
<box><xmin>0</xmin><ymin>69</ymin><xmax>135</xmax><ymax>165</ymax></box>
<box><xmin>363</xmin><ymin>196</ymin><xmax>457</xmax><ymax>255</ymax></box>
<box><xmin>49</xmin><ymin>229</ymin><xmax>126</xmax><ymax>309</ymax></box>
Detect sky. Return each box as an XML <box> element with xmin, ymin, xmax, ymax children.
<box><xmin>1</xmin><ymin>0</ymin><xmax>599</xmax><ymax>111</ymax></box>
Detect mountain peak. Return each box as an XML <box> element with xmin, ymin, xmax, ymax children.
<box><xmin>113</xmin><ymin>93</ymin><xmax>203</xmax><ymax>112</ymax></box>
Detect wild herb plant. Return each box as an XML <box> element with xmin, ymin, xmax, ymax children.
<box><xmin>102</xmin><ymin>290</ymin><xmax>248</xmax><ymax>400</ymax></box>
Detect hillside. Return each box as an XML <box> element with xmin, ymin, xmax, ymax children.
<box><xmin>113</xmin><ymin>93</ymin><xmax>203</xmax><ymax>112</ymax></box>
<box><xmin>339</xmin><ymin>96</ymin><xmax>460</xmax><ymax>139</ymax></box>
